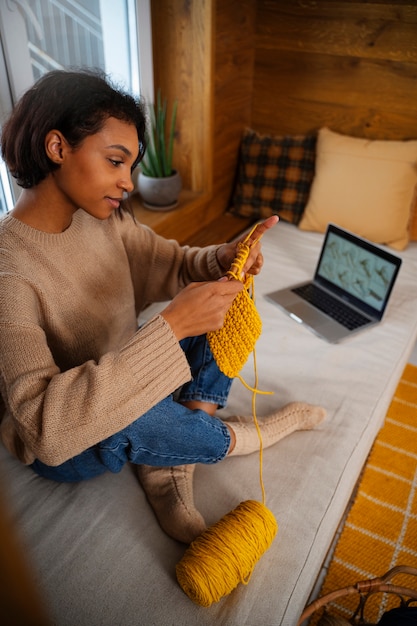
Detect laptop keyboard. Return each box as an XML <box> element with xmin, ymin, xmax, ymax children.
<box><xmin>292</xmin><ymin>283</ymin><xmax>370</xmax><ymax>330</ymax></box>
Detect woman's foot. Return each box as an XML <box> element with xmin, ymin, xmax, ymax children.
<box><xmin>136</xmin><ymin>464</ymin><xmax>206</xmax><ymax>544</ymax></box>
<box><xmin>225</xmin><ymin>402</ymin><xmax>326</xmax><ymax>456</ymax></box>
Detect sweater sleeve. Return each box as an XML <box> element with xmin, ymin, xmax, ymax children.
<box><xmin>116</xmin><ymin>217</ymin><xmax>225</xmax><ymax>308</ymax></box>
<box><xmin>0</xmin><ymin>314</ymin><xmax>191</xmax><ymax>466</ymax></box>
<box><xmin>0</xmin><ymin>212</ymin><xmax>222</xmax><ymax>467</ymax></box>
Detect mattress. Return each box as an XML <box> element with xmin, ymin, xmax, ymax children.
<box><xmin>1</xmin><ymin>221</ymin><xmax>417</xmax><ymax>626</ymax></box>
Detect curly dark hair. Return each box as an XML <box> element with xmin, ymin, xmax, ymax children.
<box><xmin>1</xmin><ymin>69</ymin><xmax>147</xmax><ymax>189</ymax></box>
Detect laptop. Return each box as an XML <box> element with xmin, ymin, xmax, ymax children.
<box><xmin>266</xmin><ymin>223</ymin><xmax>402</xmax><ymax>343</ymax></box>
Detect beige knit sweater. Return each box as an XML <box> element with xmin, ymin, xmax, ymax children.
<box><xmin>0</xmin><ymin>210</ymin><xmax>223</xmax><ymax>466</ymax></box>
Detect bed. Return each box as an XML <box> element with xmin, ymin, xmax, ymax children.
<box><xmin>1</xmin><ymin>128</ymin><xmax>417</xmax><ymax>625</ymax></box>
<box><xmin>1</xmin><ymin>220</ymin><xmax>417</xmax><ymax>626</ymax></box>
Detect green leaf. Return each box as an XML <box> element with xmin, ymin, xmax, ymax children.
<box><xmin>141</xmin><ymin>88</ymin><xmax>177</xmax><ymax>178</ymax></box>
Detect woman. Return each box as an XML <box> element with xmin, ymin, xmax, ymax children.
<box><xmin>0</xmin><ymin>69</ymin><xmax>325</xmax><ymax>543</ymax></box>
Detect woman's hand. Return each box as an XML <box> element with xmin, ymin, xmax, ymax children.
<box><xmin>161</xmin><ymin>215</ymin><xmax>278</xmax><ymax>341</ymax></box>
<box><xmin>160</xmin><ymin>278</ymin><xmax>244</xmax><ymax>341</ymax></box>
<box><xmin>216</xmin><ymin>215</ymin><xmax>279</xmax><ymax>278</ymax></box>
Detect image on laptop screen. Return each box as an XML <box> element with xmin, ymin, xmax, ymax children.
<box><xmin>316</xmin><ymin>230</ymin><xmax>398</xmax><ymax>312</ymax></box>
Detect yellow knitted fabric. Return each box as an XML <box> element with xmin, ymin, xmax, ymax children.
<box><xmin>207</xmin><ymin>227</ymin><xmax>261</xmax><ymax>379</ymax></box>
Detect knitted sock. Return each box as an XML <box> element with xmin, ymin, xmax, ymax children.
<box><xmin>136</xmin><ymin>464</ymin><xmax>206</xmax><ymax>544</ymax></box>
<box><xmin>225</xmin><ymin>402</ymin><xmax>326</xmax><ymax>456</ymax></box>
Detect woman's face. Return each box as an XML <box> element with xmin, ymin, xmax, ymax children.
<box><xmin>52</xmin><ymin>116</ymin><xmax>139</xmax><ymax>221</ymax></box>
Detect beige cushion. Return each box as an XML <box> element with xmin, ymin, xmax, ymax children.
<box><xmin>298</xmin><ymin>127</ymin><xmax>417</xmax><ymax>250</ymax></box>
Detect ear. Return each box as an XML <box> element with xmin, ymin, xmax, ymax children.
<box><xmin>45</xmin><ymin>130</ymin><xmax>68</xmax><ymax>164</ymax></box>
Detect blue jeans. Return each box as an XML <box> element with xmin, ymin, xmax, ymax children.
<box><xmin>31</xmin><ymin>335</ymin><xmax>232</xmax><ymax>482</ymax></box>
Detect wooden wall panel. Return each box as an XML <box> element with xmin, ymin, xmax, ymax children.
<box><xmin>146</xmin><ymin>0</ymin><xmax>256</xmax><ymax>242</ymax></box>
<box><xmin>143</xmin><ymin>0</ymin><xmax>417</xmax><ymax>243</ymax></box>
<box><xmin>251</xmin><ymin>0</ymin><xmax>417</xmax><ymax>140</ymax></box>
<box><xmin>256</xmin><ymin>1</ymin><xmax>417</xmax><ymax>62</ymax></box>
<box><xmin>151</xmin><ymin>0</ymin><xmax>213</xmax><ymax>192</ymax></box>
<box><xmin>208</xmin><ymin>0</ymin><xmax>257</xmax><ymax>222</ymax></box>
<box><xmin>253</xmin><ymin>49</ymin><xmax>417</xmax><ymax>139</ymax></box>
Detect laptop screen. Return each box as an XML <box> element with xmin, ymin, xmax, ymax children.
<box><xmin>315</xmin><ymin>224</ymin><xmax>402</xmax><ymax>316</ymax></box>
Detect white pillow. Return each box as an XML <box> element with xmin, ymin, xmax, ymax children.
<box><xmin>298</xmin><ymin>127</ymin><xmax>417</xmax><ymax>250</ymax></box>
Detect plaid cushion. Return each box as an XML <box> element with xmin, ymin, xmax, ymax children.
<box><xmin>231</xmin><ymin>129</ymin><xmax>317</xmax><ymax>224</ymax></box>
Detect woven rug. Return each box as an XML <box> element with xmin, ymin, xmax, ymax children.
<box><xmin>309</xmin><ymin>362</ymin><xmax>417</xmax><ymax>624</ymax></box>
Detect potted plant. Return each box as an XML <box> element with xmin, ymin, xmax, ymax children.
<box><xmin>136</xmin><ymin>90</ymin><xmax>182</xmax><ymax>211</ymax></box>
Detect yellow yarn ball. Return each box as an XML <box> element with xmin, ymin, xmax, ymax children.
<box><xmin>176</xmin><ymin>500</ymin><xmax>278</xmax><ymax>607</ymax></box>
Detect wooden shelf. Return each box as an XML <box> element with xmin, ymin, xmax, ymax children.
<box><xmin>130</xmin><ymin>190</ymin><xmax>253</xmax><ymax>245</ymax></box>
<box><xmin>130</xmin><ymin>189</ymin><xmax>207</xmax><ymax>244</ymax></box>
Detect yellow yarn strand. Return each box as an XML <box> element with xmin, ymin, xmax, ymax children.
<box><xmin>208</xmin><ymin>224</ymin><xmax>272</xmax><ymax>503</ymax></box>
<box><xmin>176</xmin><ymin>225</ymin><xmax>278</xmax><ymax>607</ymax></box>
<box><xmin>251</xmin><ymin>343</ymin><xmax>266</xmax><ymax>505</ymax></box>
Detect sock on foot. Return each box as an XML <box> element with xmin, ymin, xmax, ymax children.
<box><xmin>136</xmin><ymin>464</ymin><xmax>206</xmax><ymax>544</ymax></box>
<box><xmin>225</xmin><ymin>401</ymin><xmax>326</xmax><ymax>456</ymax></box>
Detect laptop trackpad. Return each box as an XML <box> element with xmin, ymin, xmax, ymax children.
<box><xmin>287</xmin><ymin>301</ymin><xmax>350</xmax><ymax>343</ymax></box>
<box><xmin>288</xmin><ymin>301</ymin><xmax>330</xmax><ymax>327</ymax></box>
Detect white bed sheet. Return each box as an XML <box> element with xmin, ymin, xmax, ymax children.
<box><xmin>1</xmin><ymin>221</ymin><xmax>417</xmax><ymax>626</ymax></box>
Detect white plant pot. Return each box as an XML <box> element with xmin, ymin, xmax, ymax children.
<box><xmin>137</xmin><ymin>170</ymin><xmax>182</xmax><ymax>211</ymax></box>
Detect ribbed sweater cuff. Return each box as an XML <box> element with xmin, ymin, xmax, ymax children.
<box><xmin>119</xmin><ymin>314</ymin><xmax>191</xmax><ymax>395</ymax></box>
<box><xmin>208</xmin><ymin>245</ymin><xmax>225</xmax><ymax>277</ymax></box>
